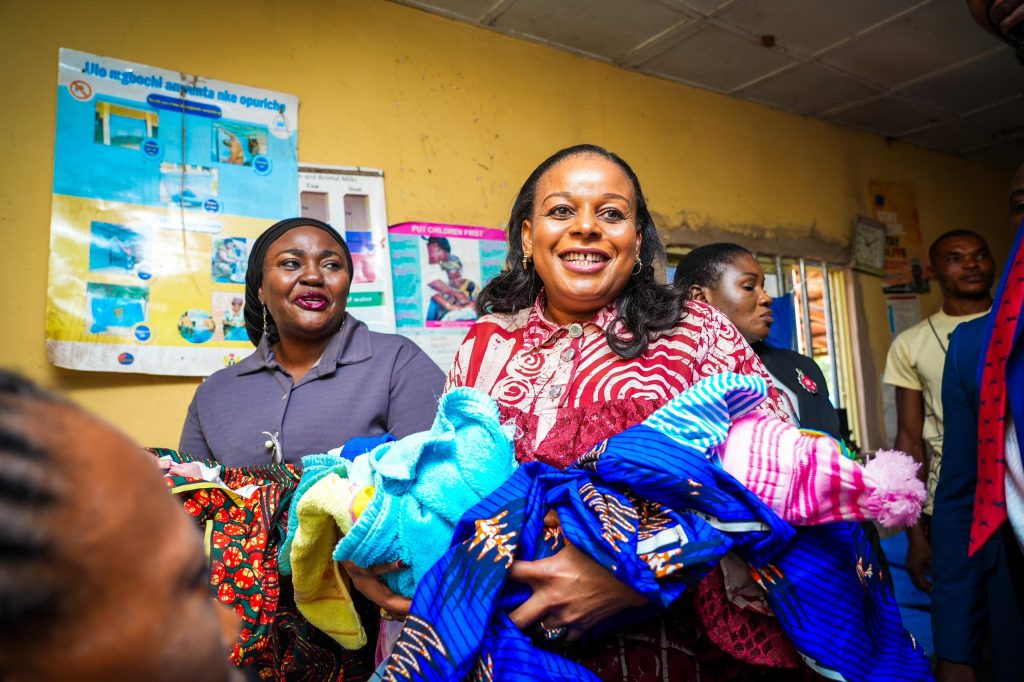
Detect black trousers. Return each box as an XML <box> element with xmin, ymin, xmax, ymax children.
<box><xmin>1002</xmin><ymin>523</ymin><xmax>1024</xmax><ymax>621</ymax></box>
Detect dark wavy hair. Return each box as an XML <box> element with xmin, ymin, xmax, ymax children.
<box><xmin>476</xmin><ymin>144</ymin><xmax>683</xmax><ymax>359</ymax></box>
<box><xmin>673</xmin><ymin>243</ymin><xmax>752</xmax><ymax>294</ymax></box>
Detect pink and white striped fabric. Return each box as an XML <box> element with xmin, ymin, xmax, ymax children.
<box><xmin>720</xmin><ymin>412</ymin><xmax>925</xmax><ymax>528</ymax></box>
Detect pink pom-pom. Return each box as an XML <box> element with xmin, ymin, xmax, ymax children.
<box><xmin>861</xmin><ymin>449</ymin><xmax>927</xmax><ymax>528</ymax></box>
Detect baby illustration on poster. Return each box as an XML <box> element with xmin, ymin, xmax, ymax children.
<box><xmin>390</xmin><ymin>222</ymin><xmax>507</xmax><ymax>370</ymax></box>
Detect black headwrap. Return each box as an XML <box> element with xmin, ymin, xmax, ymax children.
<box><xmin>243</xmin><ymin>217</ymin><xmax>352</xmax><ymax>346</ymax></box>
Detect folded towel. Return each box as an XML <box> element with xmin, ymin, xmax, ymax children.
<box><xmin>335</xmin><ymin>387</ymin><xmax>517</xmax><ymax>596</ymax></box>
<box><xmin>287</xmin><ymin>474</ymin><xmax>367</xmax><ymax>649</ymax></box>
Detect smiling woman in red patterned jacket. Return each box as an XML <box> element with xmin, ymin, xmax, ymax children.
<box><xmin>351</xmin><ymin>145</ymin><xmax>815</xmax><ymax>681</ymax></box>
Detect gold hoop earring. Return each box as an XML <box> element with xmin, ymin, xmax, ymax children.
<box><xmin>523</xmin><ymin>253</ymin><xmax>533</xmax><ymax>270</ymax></box>
<box><xmin>632</xmin><ymin>257</ymin><xmax>643</xmax><ymax>276</ymax></box>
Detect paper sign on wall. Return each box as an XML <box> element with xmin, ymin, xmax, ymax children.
<box><xmin>299</xmin><ymin>165</ymin><xmax>395</xmax><ymax>333</ymax></box>
<box><xmin>389</xmin><ymin>222</ymin><xmax>507</xmax><ymax>371</ymax></box>
<box><xmin>46</xmin><ymin>48</ymin><xmax>299</xmax><ymax>375</ymax></box>
<box><xmin>870</xmin><ymin>181</ymin><xmax>930</xmax><ymax>295</ymax></box>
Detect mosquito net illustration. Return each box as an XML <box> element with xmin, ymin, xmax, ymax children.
<box><xmin>159</xmin><ymin>163</ymin><xmax>218</xmax><ymax>209</ymax></box>
<box><xmin>88</xmin><ymin>221</ymin><xmax>147</xmax><ymax>274</ymax></box>
<box><xmin>212</xmin><ymin>121</ymin><xmax>268</xmax><ymax>166</ymax></box>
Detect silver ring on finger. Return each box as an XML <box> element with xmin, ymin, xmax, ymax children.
<box><xmin>539</xmin><ymin>621</ymin><xmax>567</xmax><ymax>641</ymax></box>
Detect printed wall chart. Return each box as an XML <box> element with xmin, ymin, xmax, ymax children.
<box><xmin>46</xmin><ymin>48</ymin><xmax>299</xmax><ymax>375</ymax></box>
<box><xmin>389</xmin><ymin>222</ymin><xmax>507</xmax><ymax>371</ymax></box>
<box><xmin>870</xmin><ymin>181</ymin><xmax>929</xmax><ymax>295</ymax></box>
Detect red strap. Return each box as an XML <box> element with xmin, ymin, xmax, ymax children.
<box><xmin>970</xmin><ymin>250</ymin><xmax>1024</xmax><ymax>555</ymax></box>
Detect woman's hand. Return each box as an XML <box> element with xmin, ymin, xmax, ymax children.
<box><xmin>157</xmin><ymin>459</ymin><xmax>204</xmax><ymax>479</ymax></box>
<box><xmin>340</xmin><ymin>560</ymin><xmax>412</xmax><ymax>621</ymax></box>
<box><xmin>990</xmin><ymin>0</ymin><xmax>1024</xmax><ymax>37</ymax></box>
<box><xmin>507</xmin><ymin>512</ymin><xmax>647</xmax><ymax>642</ymax></box>
<box><xmin>970</xmin><ymin>0</ymin><xmax>1024</xmax><ymax>38</ymax></box>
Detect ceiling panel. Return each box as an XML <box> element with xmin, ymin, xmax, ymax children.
<box><xmin>670</xmin><ymin>0</ymin><xmax>734</xmax><ymax>16</ymax></box>
<box><xmin>398</xmin><ymin>0</ymin><xmax>496</xmax><ymax>22</ymax></box>
<box><xmin>713</xmin><ymin>0</ymin><xmax>919</xmax><ymax>55</ymax></box>
<box><xmin>967</xmin><ymin>96</ymin><xmax>1024</xmax><ymax>140</ymax></box>
<box><xmin>388</xmin><ymin>0</ymin><xmax>1022</xmax><ymax>169</ymax></box>
<box><xmin>640</xmin><ymin>24</ymin><xmax>797</xmax><ymax>92</ymax></box>
<box><xmin>739</xmin><ymin>62</ymin><xmax>881</xmax><ymax>115</ymax></box>
<box><xmin>826</xmin><ymin>97</ymin><xmax>938</xmax><ymax>136</ymax></box>
<box><xmin>493</xmin><ymin>0</ymin><xmax>693</xmax><ymax>61</ymax></box>
<box><xmin>820</xmin><ymin>0</ymin><xmax>997</xmax><ymax>88</ymax></box>
<box><xmin>897</xmin><ymin>48</ymin><xmax>1023</xmax><ymax>115</ymax></box>
<box><xmin>965</xmin><ymin>142</ymin><xmax>1024</xmax><ymax>170</ymax></box>
<box><xmin>901</xmin><ymin>121</ymin><xmax>995</xmax><ymax>154</ymax></box>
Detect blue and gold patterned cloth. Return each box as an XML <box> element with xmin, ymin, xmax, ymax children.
<box><xmin>378</xmin><ymin>373</ymin><xmax>931</xmax><ymax>682</ymax></box>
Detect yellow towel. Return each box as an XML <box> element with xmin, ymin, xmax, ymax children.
<box><xmin>289</xmin><ymin>475</ymin><xmax>366</xmax><ymax>649</ymax></box>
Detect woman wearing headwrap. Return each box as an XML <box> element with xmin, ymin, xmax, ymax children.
<box><xmin>174</xmin><ymin>218</ymin><xmax>443</xmax><ymax>680</ymax></box>
<box><xmin>179</xmin><ymin>217</ymin><xmax>445</xmax><ymax>467</ymax></box>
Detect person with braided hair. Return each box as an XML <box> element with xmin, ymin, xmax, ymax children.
<box><xmin>0</xmin><ymin>369</ymin><xmax>240</xmax><ymax>682</ymax></box>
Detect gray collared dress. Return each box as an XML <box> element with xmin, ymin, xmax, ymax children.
<box><xmin>178</xmin><ymin>314</ymin><xmax>445</xmax><ymax>467</ymax></box>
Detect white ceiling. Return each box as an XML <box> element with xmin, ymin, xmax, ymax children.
<box><xmin>389</xmin><ymin>0</ymin><xmax>1024</xmax><ymax>169</ymax></box>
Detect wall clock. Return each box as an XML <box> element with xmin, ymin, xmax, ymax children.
<box><xmin>851</xmin><ymin>216</ymin><xmax>886</xmax><ymax>275</ymax></box>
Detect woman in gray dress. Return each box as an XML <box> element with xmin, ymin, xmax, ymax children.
<box><xmin>179</xmin><ymin>217</ymin><xmax>444</xmax><ymax>467</ymax></box>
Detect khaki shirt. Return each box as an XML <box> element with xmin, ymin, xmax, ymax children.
<box><xmin>883</xmin><ymin>308</ymin><xmax>988</xmax><ymax>512</ymax></box>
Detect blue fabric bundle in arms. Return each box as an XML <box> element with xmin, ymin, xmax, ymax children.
<box><xmin>378</xmin><ymin>373</ymin><xmax>931</xmax><ymax>682</ymax></box>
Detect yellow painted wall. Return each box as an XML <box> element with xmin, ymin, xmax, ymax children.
<box><xmin>0</xmin><ymin>0</ymin><xmax>1014</xmax><ymax>449</ymax></box>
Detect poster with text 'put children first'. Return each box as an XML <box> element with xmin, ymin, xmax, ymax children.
<box><xmin>390</xmin><ymin>222</ymin><xmax>507</xmax><ymax>371</ymax></box>
<box><xmin>46</xmin><ymin>48</ymin><xmax>298</xmax><ymax>376</ymax></box>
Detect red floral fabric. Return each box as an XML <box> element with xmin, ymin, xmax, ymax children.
<box><xmin>151</xmin><ymin>449</ymin><xmax>375</xmax><ymax>681</ymax></box>
<box><xmin>157</xmin><ymin>454</ymin><xmax>296</xmax><ymax>667</ymax></box>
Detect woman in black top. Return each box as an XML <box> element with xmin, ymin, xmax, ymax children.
<box><xmin>673</xmin><ymin>243</ymin><xmax>839</xmax><ymax>436</ymax></box>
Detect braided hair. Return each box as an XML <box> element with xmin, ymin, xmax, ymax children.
<box><xmin>0</xmin><ymin>370</ymin><xmax>64</xmax><ymax>638</ymax></box>
<box><xmin>476</xmin><ymin>144</ymin><xmax>683</xmax><ymax>359</ymax></box>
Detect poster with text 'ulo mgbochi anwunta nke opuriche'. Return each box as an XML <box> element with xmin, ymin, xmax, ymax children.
<box><xmin>46</xmin><ymin>48</ymin><xmax>298</xmax><ymax>376</ymax></box>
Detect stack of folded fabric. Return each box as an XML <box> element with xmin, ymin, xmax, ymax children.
<box><xmin>717</xmin><ymin>412</ymin><xmax>925</xmax><ymax>528</ymax></box>
<box><xmin>377</xmin><ymin>373</ymin><xmax>930</xmax><ymax>682</ymax></box>
<box><xmin>278</xmin><ymin>374</ymin><xmax>928</xmax><ymax>681</ymax></box>
<box><xmin>278</xmin><ymin>387</ymin><xmax>517</xmax><ymax>648</ymax></box>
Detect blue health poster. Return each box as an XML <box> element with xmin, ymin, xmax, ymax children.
<box><xmin>47</xmin><ymin>48</ymin><xmax>299</xmax><ymax>376</ymax></box>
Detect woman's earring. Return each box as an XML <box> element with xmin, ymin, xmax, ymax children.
<box><xmin>632</xmin><ymin>257</ymin><xmax>643</xmax><ymax>276</ymax></box>
<box><xmin>262</xmin><ymin>304</ymin><xmax>268</xmax><ymax>336</ymax></box>
<box><xmin>523</xmin><ymin>253</ymin><xmax>533</xmax><ymax>271</ymax></box>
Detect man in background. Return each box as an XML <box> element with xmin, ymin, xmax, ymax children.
<box><xmin>881</xmin><ymin>230</ymin><xmax>995</xmax><ymax>649</ymax></box>
<box><xmin>933</xmin><ymin>163</ymin><xmax>1024</xmax><ymax>682</ymax></box>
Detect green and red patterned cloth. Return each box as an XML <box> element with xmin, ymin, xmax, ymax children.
<box><xmin>150</xmin><ymin>448</ymin><xmax>374</xmax><ymax>682</ymax></box>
